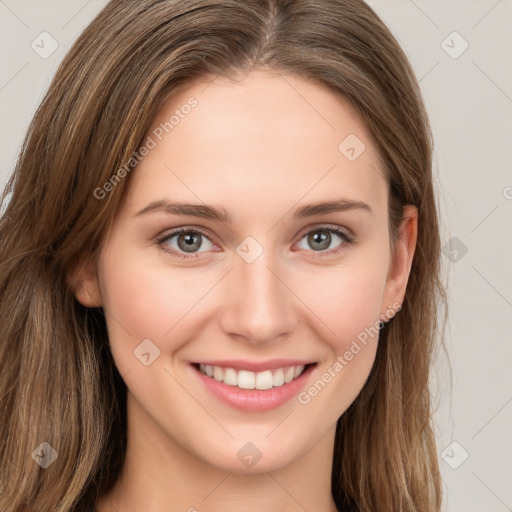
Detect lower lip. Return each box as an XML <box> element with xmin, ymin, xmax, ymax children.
<box><xmin>192</xmin><ymin>364</ymin><xmax>317</xmax><ymax>412</ymax></box>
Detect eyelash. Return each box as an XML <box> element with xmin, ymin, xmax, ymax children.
<box><xmin>155</xmin><ymin>225</ymin><xmax>354</xmax><ymax>260</ymax></box>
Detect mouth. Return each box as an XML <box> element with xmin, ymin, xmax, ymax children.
<box><xmin>193</xmin><ymin>362</ymin><xmax>313</xmax><ymax>390</ymax></box>
<box><xmin>190</xmin><ymin>360</ymin><xmax>318</xmax><ymax>411</ymax></box>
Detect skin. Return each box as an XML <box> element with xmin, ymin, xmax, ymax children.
<box><xmin>71</xmin><ymin>69</ymin><xmax>417</xmax><ymax>512</ymax></box>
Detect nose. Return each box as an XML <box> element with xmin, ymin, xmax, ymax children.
<box><xmin>218</xmin><ymin>248</ymin><xmax>297</xmax><ymax>345</ymax></box>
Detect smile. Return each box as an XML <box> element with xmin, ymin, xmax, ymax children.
<box><xmin>198</xmin><ymin>363</ymin><xmax>307</xmax><ymax>390</ymax></box>
<box><xmin>191</xmin><ymin>360</ymin><xmax>317</xmax><ymax>411</ymax></box>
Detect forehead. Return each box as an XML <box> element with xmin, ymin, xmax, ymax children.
<box><xmin>125</xmin><ymin>69</ymin><xmax>387</xmax><ymax>218</ymax></box>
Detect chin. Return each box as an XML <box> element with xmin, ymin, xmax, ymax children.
<box><xmin>193</xmin><ymin>433</ymin><xmax>310</xmax><ymax>474</ymax></box>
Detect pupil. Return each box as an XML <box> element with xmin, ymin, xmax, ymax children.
<box><xmin>309</xmin><ymin>231</ymin><xmax>330</xmax><ymax>251</ymax></box>
<box><xmin>179</xmin><ymin>232</ymin><xmax>201</xmax><ymax>252</ymax></box>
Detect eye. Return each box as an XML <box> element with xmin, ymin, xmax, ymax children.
<box><xmin>157</xmin><ymin>228</ymin><xmax>215</xmax><ymax>259</ymax></box>
<box><xmin>296</xmin><ymin>225</ymin><xmax>353</xmax><ymax>255</ymax></box>
<box><xmin>156</xmin><ymin>224</ymin><xmax>354</xmax><ymax>260</ymax></box>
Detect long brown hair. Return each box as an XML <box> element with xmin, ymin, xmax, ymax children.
<box><xmin>0</xmin><ymin>1</ymin><xmax>447</xmax><ymax>510</ymax></box>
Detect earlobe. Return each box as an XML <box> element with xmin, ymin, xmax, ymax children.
<box><xmin>66</xmin><ymin>256</ymin><xmax>103</xmax><ymax>308</ymax></box>
<box><xmin>381</xmin><ymin>205</ymin><xmax>418</xmax><ymax>313</ymax></box>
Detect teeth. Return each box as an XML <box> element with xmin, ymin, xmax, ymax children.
<box><xmin>284</xmin><ymin>367</ymin><xmax>295</xmax><ymax>383</ymax></box>
<box><xmin>293</xmin><ymin>366</ymin><xmax>303</xmax><ymax>378</ymax></box>
<box><xmin>198</xmin><ymin>364</ymin><xmax>307</xmax><ymax>390</ymax></box>
<box><xmin>223</xmin><ymin>368</ymin><xmax>238</xmax><ymax>386</ymax></box>
<box><xmin>255</xmin><ymin>370</ymin><xmax>273</xmax><ymax>390</ymax></box>
<box><xmin>213</xmin><ymin>366</ymin><xmax>224</xmax><ymax>382</ymax></box>
<box><xmin>238</xmin><ymin>370</ymin><xmax>255</xmax><ymax>389</ymax></box>
<box><xmin>273</xmin><ymin>368</ymin><xmax>284</xmax><ymax>386</ymax></box>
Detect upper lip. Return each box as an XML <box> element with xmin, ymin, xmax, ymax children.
<box><xmin>192</xmin><ymin>359</ymin><xmax>316</xmax><ymax>372</ymax></box>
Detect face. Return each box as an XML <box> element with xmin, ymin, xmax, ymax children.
<box><xmin>73</xmin><ymin>69</ymin><xmax>416</xmax><ymax>473</ymax></box>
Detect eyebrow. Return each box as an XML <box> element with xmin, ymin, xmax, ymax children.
<box><xmin>135</xmin><ymin>198</ymin><xmax>372</xmax><ymax>223</ymax></box>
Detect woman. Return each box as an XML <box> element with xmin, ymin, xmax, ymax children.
<box><xmin>0</xmin><ymin>1</ymin><xmax>447</xmax><ymax>510</ymax></box>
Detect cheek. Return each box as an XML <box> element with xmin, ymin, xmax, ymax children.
<box><xmin>295</xmin><ymin>257</ymin><xmax>388</xmax><ymax>348</ymax></box>
<box><xmin>333</xmin><ymin>272</ymin><xmax>385</xmax><ymax>344</ymax></box>
<box><xmin>97</xmin><ymin>247</ymin><xmax>184</xmax><ymax>365</ymax></box>
<box><xmin>292</xmin><ymin>280</ymin><xmax>384</xmax><ymax>422</ymax></box>
<box><xmin>103</xmin><ymin>265</ymin><xmax>167</xmax><ymax>332</ymax></box>
<box><xmin>98</xmin><ymin>244</ymin><xmax>225</xmax><ymax>373</ymax></box>
<box><xmin>290</xmin><ymin>256</ymin><xmax>388</xmax><ymax>410</ymax></box>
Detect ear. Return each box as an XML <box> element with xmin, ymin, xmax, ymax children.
<box><xmin>66</xmin><ymin>255</ymin><xmax>103</xmax><ymax>308</ymax></box>
<box><xmin>380</xmin><ymin>205</ymin><xmax>418</xmax><ymax>318</ymax></box>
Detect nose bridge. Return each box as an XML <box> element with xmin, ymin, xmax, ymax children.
<box><xmin>219</xmin><ymin>240</ymin><xmax>296</xmax><ymax>344</ymax></box>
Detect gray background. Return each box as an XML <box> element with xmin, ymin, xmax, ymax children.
<box><xmin>1</xmin><ymin>1</ymin><xmax>511</xmax><ymax>510</ymax></box>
